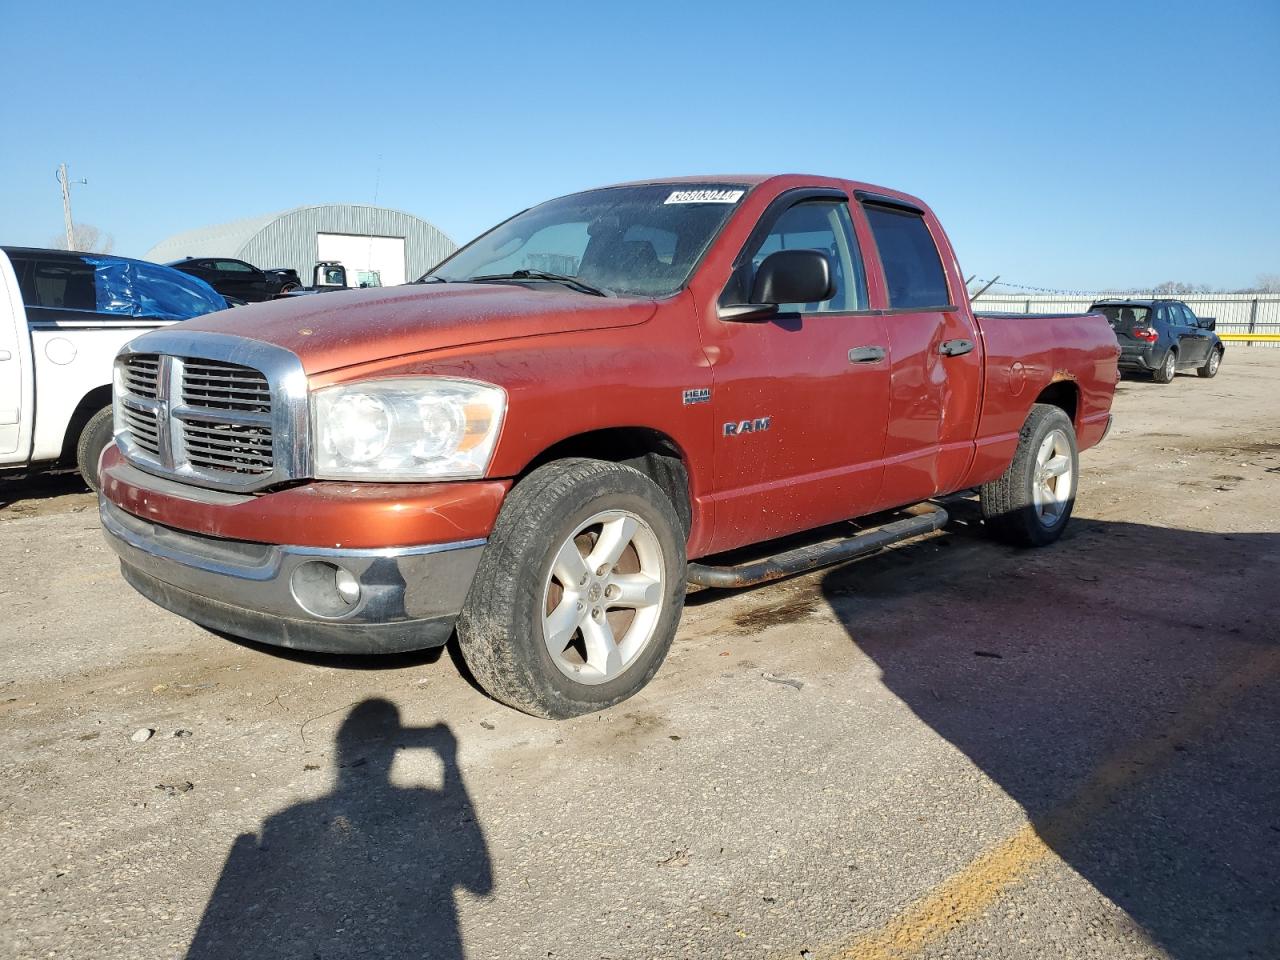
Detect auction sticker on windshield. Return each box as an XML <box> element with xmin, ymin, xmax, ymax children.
<box><xmin>664</xmin><ymin>189</ymin><xmax>745</xmax><ymax>204</ymax></box>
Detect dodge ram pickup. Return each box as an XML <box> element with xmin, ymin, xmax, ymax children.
<box><xmin>99</xmin><ymin>174</ymin><xmax>1117</xmax><ymax>719</ymax></box>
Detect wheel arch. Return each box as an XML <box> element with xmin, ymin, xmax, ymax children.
<box><xmin>517</xmin><ymin>427</ymin><xmax>693</xmax><ymax>535</ymax></box>
<box><xmin>1032</xmin><ymin>380</ymin><xmax>1079</xmax><ymax>428</ymax></box>
<box><xmin>59</xmin><ymin>384</ymin><xmax>113</xmax><ymax>462</ymax></box>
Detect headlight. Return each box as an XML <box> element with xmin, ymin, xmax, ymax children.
<box><xmin>311</xmin><ymin>378</ymin><xmax>506</xmax><ymax>480</ymax></box>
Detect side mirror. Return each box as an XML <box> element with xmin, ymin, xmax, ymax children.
<box><xmin>1198</xmin><ymin>317</ymin><xmax>1216</xmax><ymax>330</ymax></box>
<box><xmin>717</xmin><ymin>249</ymin><xmax>835</xmax><ymax>323</ymax></box>
<box><xmin>751</xmin><ymin>249</ymin><xmax>834</xmax><ymax>306</ymax></box>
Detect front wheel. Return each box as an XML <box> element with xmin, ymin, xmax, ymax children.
<box><xmin>1197</xmin><ymin>347</ymin><xmax>1223</xmax><ymax>378</ymax></box>
<box><xmin>456</xmin><ymin>458</ymin><xmax>686</xmax><ymax>719</ymax></box>
<box><xmin>980</xmin><ymin>404</ymin><xmax>1078</xmax><ymax>547</ymax></box>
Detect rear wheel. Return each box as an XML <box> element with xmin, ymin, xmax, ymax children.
<box><xmin>1152</xmin><ymin>349</ymin><xmax>1177</xmax><ymax>383</ymax></box>
<box><xmin>981</xmin><ymin>404</ymin><xmax>1078</xmax><ymax>547</ymax></box>
<box><xmin>76</xmin><ymin>406</ymin><xmax>115</xmax><ymax>493</ymax></box>
<box><xmin>457</xmin><ymin>458</ymin><xmax>686</xmax><ymax>719</ymax></box>
<box><xmin>1197</xmin><ymin>346</ymin><xmax>1222</xmax><ymax>378</ymax></box>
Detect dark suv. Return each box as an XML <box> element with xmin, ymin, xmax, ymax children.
<box><xmin>166</xmin><ymin>257</ymin><xmax>301</xmax><ymax>302</ymax></box>
<box><xmin>1089</xmin><ymin>298</ymin><xmax>1224</xmax><ymax>383</ymax></box>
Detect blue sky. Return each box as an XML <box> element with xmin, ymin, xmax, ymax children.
<box><xmin>1</xmin><ymin>0</ymin><xmax>1276</xmax><ymax>291</ymax></box>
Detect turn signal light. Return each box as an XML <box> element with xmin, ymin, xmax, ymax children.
<box><xmin>1132</xmin><ymin>326</ymin><xmax>1159</xmax><ymax>342</ymax></box>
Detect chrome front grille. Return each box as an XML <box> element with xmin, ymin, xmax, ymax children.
<box><xmin>113</xmin><ymin>331</ymin><xmax>309</xmax><ymax>493</ymax></box>
<box><xmin>182</xmin><ymin>359</ymin><xmax>272</xmax><ymax>413</ymax></box>
<box><xmin>179</xmin><ymin>359</ymin><xmax>275</xmax><ymax>477</ymax></box>
<box><xmin>120</xmin><ymin>404</ymin><xmax>162</xmax><ymax>458</ymax></box>
<box><xmin>181</xmin><ymin>416</ymin><xmax>275</xmax><ymax>475</ymax></box>
<box><xmin>120</xmin><ymin>354</ymin><xmax>161</xmax><ymax>400</ymax></box>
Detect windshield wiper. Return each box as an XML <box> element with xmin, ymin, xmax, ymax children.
<box><xmin>416</xmin><ymin>274</ymin><xmax>450</xmax><ymax>284</ymax></box>
<box><xmin>469</xmin><ymin>269</ymin><xmax>611</xmax><ymax>297</ymax></box>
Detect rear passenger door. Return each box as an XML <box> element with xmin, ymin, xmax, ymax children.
<box><xmin>860</xmin><ymin>198</ymin><xmax>982</xmax><ymax>507</ymax></box>
<box><xmin>1175</xmin><ymin>303</ymin><xmax>1209</xmax><ymax>363</ymax></box>
<box><xmin>703</xmin><ymin>191</ymin><xmax>890</xmax><ymax>552</ymax></box>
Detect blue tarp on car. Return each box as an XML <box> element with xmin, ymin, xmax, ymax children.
<box><xmin>84</xmin><ymin>255</ymin><xmax>227</xmax><ymax>320</ymax></box>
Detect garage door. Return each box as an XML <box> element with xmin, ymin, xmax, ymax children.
<box><xmin>315</xmin><ymin>234</ymin><xmax>407</xmax><ymax>288</ymax></box>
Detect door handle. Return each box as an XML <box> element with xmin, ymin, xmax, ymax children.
<box><xmin>848</xmin><ymin>345</ymin><xmax>886</xmax><ymax>364</ymax></box>
<box><xmin>0</xmin><ymin>350</ymin><xmax>11</xmax><ymax>361</ymax></box>
<box><xmin>939</xmin><ymin>339</ymin><xmax>975</xmax><ymax>357</ymax></box>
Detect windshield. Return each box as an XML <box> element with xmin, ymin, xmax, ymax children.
<box><xmin>428</xmin><ymin>183</ymin><xmax>750</xmax><ymax>298</ymax></box>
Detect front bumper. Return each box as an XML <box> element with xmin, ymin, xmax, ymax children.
<box><xmin>101</xmin><ymin>499</ymin><xmax>485</xmax><ymax>654</ymax></box>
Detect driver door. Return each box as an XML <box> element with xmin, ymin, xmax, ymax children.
<box><xmin>701</xmin><ymin>194</ymin><xmax>890</xmax><ymax>554</ymax></box>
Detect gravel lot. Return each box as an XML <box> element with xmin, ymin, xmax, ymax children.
<box><xmin>2</xmin><ymin>350</ymin><xmax>1277</xmax><ymax>960</ymax></box>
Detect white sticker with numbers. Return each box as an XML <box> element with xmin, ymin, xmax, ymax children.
<box><xmin>664</xmin><ymin>188</ymin><xmax>745</xmax><ymax>205</ymax></box>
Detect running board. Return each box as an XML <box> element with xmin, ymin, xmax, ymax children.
<box><xmin>686</xmin><ymin>503</ymin><xmax>949</xmax><ymax>589</ymax></box>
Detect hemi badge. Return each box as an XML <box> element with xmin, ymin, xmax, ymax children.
<box><xmin>682</xmin><ymin>387</ymin><xmax>711</xmax><ymax>405</ymax></box>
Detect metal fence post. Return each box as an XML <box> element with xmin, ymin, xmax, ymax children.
<box><xmin>1248</xmin><ymin>298</ymin><xmax>1258</xmax><ymax>346</ymax></box>
<box><xmin>1025</xmin><ymin>299</ymin><xmax>1031</xmax><ymax>314</ymax></box>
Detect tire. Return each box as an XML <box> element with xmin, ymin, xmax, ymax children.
<box><xmin>76</xmin><ymin>406</ymin><xmax>115</xmax><ymax>493</ymax></box>
<box><xmin>980</xmin><ymin>404</ymin><xmax>1078</xmax><ymax>547</ymax></box>
<box><xmin>1152</xmin><ymin>349</ymin><xmax>1177</xmax><ymax>383</ymax></box>
<box><xmin>456</xmin><ymin>458</ymin><xmax>687</xmax><ymax>719</ymax></box>
<box><xmin>1197</xmin><ymin>346</ymin><xmax>1223</xmax><ymax>379</ymax></box>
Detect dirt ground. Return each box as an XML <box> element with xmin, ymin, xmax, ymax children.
<box><xmin>1</xmin><ymin>350</ymin><xmax>1277</xmax><ymax>960</ymax></box>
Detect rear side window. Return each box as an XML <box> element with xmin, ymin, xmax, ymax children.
<box><xmin>32</xmin><ymin>258</ymin><xmax>97</xmax><ymax>310</ymax></box>
<box><xmin>863</xmin><ymin>205</ymin><xmax>951</xmax><ymax>309</ymax></box>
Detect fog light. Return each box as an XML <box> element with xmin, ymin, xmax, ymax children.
<box><xmin>335</xmin><ymin>568</ymin><xmax>360</xmax><ymax>604</ymax></box>
<box><xmin>291</xmin><ymin>561</ymin><xmax>362</xmax><ymax>618</ymax></box>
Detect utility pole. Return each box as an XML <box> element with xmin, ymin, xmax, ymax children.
<box><xmin>56</xmin><ymin>164</ymin><xmax>86</xmax><ymax>251</ymax></box>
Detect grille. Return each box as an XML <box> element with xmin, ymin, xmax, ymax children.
<box><xmin>115</xmin><ymin>349</ymin><xmax>285</xmax><ymax>489</ymax></box>
<box><xmin>181</xmin><ymin>416</ymin><xmax>274</xmax><ymax>475</ymax></box>
<box><xmin>182</xmin><ymin>359</ymin><xmax>272</xmax><ymax>414</ymax></box>
<box><xmin>121</xmin><ymin>404</ymin><xmax>162</xmax><ymax>458</ymax></box>
<box><xmin>120</xmin><ymin>354</ymin><xmax>160</xmax><ymax>400</ymax></box>
<box><xmin>178</xmin><ymin>359</ymin><xmax>274</xmax><ymax>476</ymax></box>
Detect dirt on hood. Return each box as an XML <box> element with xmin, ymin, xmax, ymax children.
<box><xmin>180</xmin><ymin>282</ymin><xmax>660</xmax><ymax>374</ymax></box>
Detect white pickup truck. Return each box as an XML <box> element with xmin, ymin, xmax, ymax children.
<box><xmin>0</xmin><ymin>246</ymin><xmax>227</xmax><ymax>489</ymax></box>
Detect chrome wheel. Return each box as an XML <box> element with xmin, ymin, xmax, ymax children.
<box><xmin>1161</xmin><ymin>352</ymin><xmax>1175</xmax><ymax>380</ymax></box>
<box><xmin>1208</xmin><ymin>350</ymin><xmax>1220</xmax><ymax>374</ymax></box>
<box><xmin>1032</xmin><ymin>429</ymin><xmax>1074</xmax><ymax>527</ymax></box>
<box><xmin>542</xmin><ymin>510</ymin><xmax>665</xmax><ymax>685</ymax></box>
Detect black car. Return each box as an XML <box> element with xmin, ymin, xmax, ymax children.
<box><xmin>1089</xmin><ymin>298</ymin><xmax>1224</xmax><ymax>383</ymax></box>
<box><xmin>166</xmin><ymin>257</ymin><xmax>301</xmax><ymax>302</ymax></box>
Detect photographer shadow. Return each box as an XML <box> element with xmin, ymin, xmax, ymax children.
<box><xmin>186</xmin><ymin>700</ymin><xmax>491</xmax><ymax>960</ymax></box>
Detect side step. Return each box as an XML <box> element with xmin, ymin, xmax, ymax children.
<box><xmin>686</xmin><ymin>503</ymin><xmax>949</xmax><ymax>589</ymax></box>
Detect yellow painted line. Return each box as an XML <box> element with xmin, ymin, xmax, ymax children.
<box><xmin>1219</xmin><ymin>333</ymin><xmax>1280</xmax><ymax>342</ymax></box>
<box><xmin>810</xmin><ymin>645</ymin><xmax>1280</xmax><ymax>960</ymax></box>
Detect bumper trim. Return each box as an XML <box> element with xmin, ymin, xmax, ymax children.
<box><xmin>121</xmin><ymin>565</ymin><xmax>457</xmax><ymax>654</ymax></box>
<box><xmin>101</xmin><ymin>499</ymin><xmax>485</xmax><ymax>654</ymax></box>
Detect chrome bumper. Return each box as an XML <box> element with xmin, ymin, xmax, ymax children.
<box><xmin>100</xmin><ymin>498</ymin><xmax>485</xmax><ymax>654</ymax></box>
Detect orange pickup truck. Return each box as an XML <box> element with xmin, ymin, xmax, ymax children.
<box><xmin>100</xmin><ymin>174</ymin><xmax>1117</xmax><ymax>718</ymax></box>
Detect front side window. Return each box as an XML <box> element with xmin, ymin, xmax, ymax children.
<box><xmin>429</xmin><ymin>183</ymin><xmax>748</xmax><ymax>298</ymax></box>
<box><xmin>720</xmin><ymin>200</ymin><xmax>868</xmax><ymax>313</ymax></box>
<box><xmin>863</xmin><ymin>205</ymin><xmax>951</xmax><ymax>309</ymax></box>
<box><xmin>215</xmin><ymin>260</ymin><xmax>255</xmax><ymax>273</ymax></box>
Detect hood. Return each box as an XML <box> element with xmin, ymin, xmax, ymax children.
<box><xmin>179</xmin><ymin>282</ymin><xmax>659</xmax><ymax>374</ymax></box>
